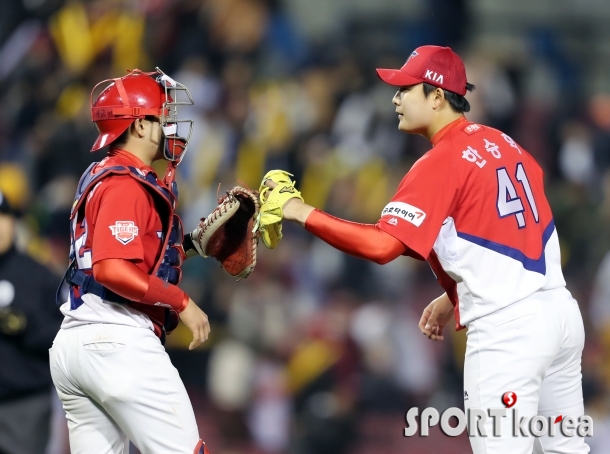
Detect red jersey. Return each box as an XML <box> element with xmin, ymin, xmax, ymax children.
<box><xmin>378</xmin><ymin>117</ymin><xmax>567</xmax><ymax>327</ymax></box>
<box><xmin>62</xmin><ymin>149</ymin><xmax>175</xmax><ymax>333</ymax></box>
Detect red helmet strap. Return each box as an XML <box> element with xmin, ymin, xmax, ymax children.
<box><xmin>113</xmin><ymin>77</ymin><xmax>130</xmax><ymax>109</ymax></box>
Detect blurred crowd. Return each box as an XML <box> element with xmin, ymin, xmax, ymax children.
<box><xmin>1</xmin><ymin>0</ymin><xmax>610</xmax><ymax>453</ymax></box>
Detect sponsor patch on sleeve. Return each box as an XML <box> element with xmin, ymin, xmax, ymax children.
<box><xmin>109</xmin><ymin>221</ymin><xmax>139</xmax><ymax>245</ymax></box>
<box><xmin>462</xmin><ymin>123</ymin><xmax>485</xmax><ymax>135</ymax></box>
<box><xmin>381</xmin><ymin>202</ymin><xmax>426</xmax><ymax>227</ymax></box>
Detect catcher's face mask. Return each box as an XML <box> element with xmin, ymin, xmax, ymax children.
<box><xmin>155</xmin><ymin>68</ymin><xmax>195</xmax><ymax>164</ymax></box>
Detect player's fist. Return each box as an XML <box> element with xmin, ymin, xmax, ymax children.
<box><xmin>179</xmin><ymin>298</ymin><xmax>210</xmax><ymax>350</ymax></box>
<box><xmin>418</xmin><ymin>293</ymin><xmax>454</xmax><ymax>341</ymax></box>
<box><xmin>256</xmin><ymin>170</ymin><xmax>314</xmax><ymax>235</ymax></box>
<box><xmin>256</xmin><ymin>170</ymin><xmax>305</xmax><ymax>248</ymax></box>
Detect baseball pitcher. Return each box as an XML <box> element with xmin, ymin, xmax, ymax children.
<box><xmin>256</xmin><ymin>46</ymin><xmax>589</xmax><ymax>454</ymax></box>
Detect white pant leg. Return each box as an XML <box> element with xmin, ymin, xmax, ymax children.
<box><xmin>50</xmin><ymin>330</ymin><xmax>128</xmax><ymax>454</ymax></box>
<box><xmin>535</xmin><ymin>298</ymin><xmax>590</xmax><ymax>454</ymax></box>
<box><xmin>50</xmin><ymin>324</ymin><xmax>201</xmax><ymax>454</ymax></box>
<box><xmin>464</xmin><ymin>296</ymin><xmax>560</xmax><ymax>454</ymax></box>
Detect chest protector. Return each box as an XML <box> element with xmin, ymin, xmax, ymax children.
<box><xmin>57</xmin><ymin>162</ymin><xmax>184</xmax><ymax>332</ymax></box>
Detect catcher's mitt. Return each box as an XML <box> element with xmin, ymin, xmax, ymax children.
<box><xmin>191</xmin><ymin>186</ymin><xmax>260</xmax><ymax>279</ymax></box>
<box><xmin>256</xmin><ymin>170</ymin><xmax>304</xmax><ymax>249</ymax></box>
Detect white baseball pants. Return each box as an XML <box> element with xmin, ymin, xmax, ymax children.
<box><xmin>49</xmin><ymin>323</ymin><xmax>203</xmax><ymax>454</ymax></box>
<box><xmin>464</xmin><ymin>287</ymin><xmax>590</xmax><ymax>454</ymax></box>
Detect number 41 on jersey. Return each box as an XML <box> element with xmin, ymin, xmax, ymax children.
<box><xmin>496</xmin><ymin>163</ymin><xmax>539</xmax><ymax>228</ymax></box>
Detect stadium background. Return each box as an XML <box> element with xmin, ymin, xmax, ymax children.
<box><xmin>1</xmin><ymin>0</ymin><xmax>610</xmax><ymax>452</ymax></box>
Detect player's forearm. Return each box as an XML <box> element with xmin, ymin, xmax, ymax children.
<box><xmin>282</xmin><ymin>199</ymin><xmax>316</xmax><ymax>226</ymax></box>
<box><xmin>93</xmin><ymin>259</ymin><xmax>189</xmax><ymax>312</ymax></box>
<box><xmin>303</xmin><ymin>209</ymin><xmax>406</xmax><ymax>264</ymax></box>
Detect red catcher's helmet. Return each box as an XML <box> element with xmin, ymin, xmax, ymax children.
<box><xmin>90</xmin><ymin>68</ymin><xmax>194</xmax><ymax>163</ymax></box>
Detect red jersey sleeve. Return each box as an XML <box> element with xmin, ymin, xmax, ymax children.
<box><xmin>378</xmin><ymin>146</ymin><xmax>460</xmax><ymax>259</ymax></box>
<box><xmin>88</xmin><ymin>176</ymin><xmax>155</xmax><ymax>265</ymax></box>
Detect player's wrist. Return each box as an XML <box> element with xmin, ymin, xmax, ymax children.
<box><xmin>302</xmin><ymin>207</ymin><xmax>324</xmax><ymax>230</ymax></box>
<box><xmin>182</xmin><ymin>232</ymin><xmax>199</xmax><ymax>258</ymax></box>
<box><xmin>178</xmin><ymin>294</ymin><xmax>190</xmax><ymax>313</ymax></box>
<box><xmin>284</xmin><ymin>199</ymin><xmax>314</xmax><ymax>225</ymax></box>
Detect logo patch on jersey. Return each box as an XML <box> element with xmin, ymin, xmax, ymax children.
<box><xmin>381</xmin><ymin>202</ymin><xmax>426</xmax><ymax>227</ymax></box>
<box><xmin>463</xmin><ymin>123</ymin><xmax>483</xmax><ymax>135</ymax></box>
<box><xmin>109</xmin><ymin>221</ymin><xmax>139</xmax><ymax>245</ymax></box>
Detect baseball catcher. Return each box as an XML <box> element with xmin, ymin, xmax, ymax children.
<box><xmin>50</xmin><ymin>67</ymin><xmax>219</xmax><ymax>454</ymax></box>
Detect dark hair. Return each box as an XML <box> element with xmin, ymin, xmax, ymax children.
<box><xmin>422</xmin><ymin>82</ymin><xmax>475</xmax><ymax>113</ymax></box>
<box><xmin>112</xmin><ymin>127</ymin><xmax>131</xmax><ymax>148</ymax></box>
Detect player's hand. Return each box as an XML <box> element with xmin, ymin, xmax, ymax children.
<box><xmin>263</xmin><ymin>179</ymin><xmax>312</xmax><ymax>224</ymax></box>
<box><xmin>179</xmin><ymin>298</ymin><xmax>210</xmax><ymax>350</ymax></box>
<box><xmin>419</xmin><ymin>293</ymin><xmax>454</xmax><ymax>341</ymax></box>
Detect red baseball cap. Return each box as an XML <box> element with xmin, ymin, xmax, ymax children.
<box><xmin>376</xmin><ymin>45</ymin><xmax>468</xmax><ymax>96</ymax></box>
